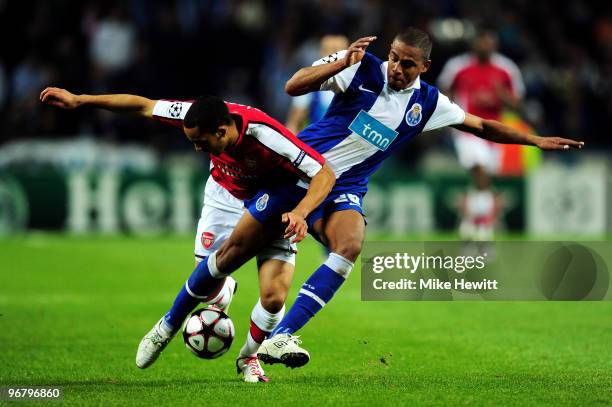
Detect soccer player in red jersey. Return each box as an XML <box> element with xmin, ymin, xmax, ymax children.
<box><xmin>438</xmin><ymin>30</ymin><xmax>525</xmax><ymax>240</ymax></box>
<box><xmin>40</xmin><ymin>87</ymin><xmax>335</xmax><ymax>382</ymax></box>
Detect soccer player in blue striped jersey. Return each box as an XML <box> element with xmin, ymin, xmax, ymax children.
<box><xmin>256</xmin><ymin>28</ymin><xmax>584</xmax><ymax>367</ymax></box>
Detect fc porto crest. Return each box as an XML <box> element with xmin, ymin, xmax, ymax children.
<box><xmin>201</xmin><ymin>231</ymin><xmax>215</xmax><ymax>249</ymax></box>
<box><xmin>255</xmin><ymin>193</ymin><xmax>269</xmax><ymax>211</ymax></box>
<box><xmin>405</xmin><ymin>103</ymin><xmax>422</xmax><ymax>126</ymax></box>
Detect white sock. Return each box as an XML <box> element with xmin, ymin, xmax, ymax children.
<box><xmin>325</xmin><ymin>252</ymin><xmax>354</xmax><ymax>278</ymax></box>
<box><xmin>239</xmin><ymin>299</ymin><xmax>284</xmax><ymax>358</ymax></box>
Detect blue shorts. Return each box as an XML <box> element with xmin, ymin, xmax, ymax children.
<box><xmin>306</xmin><ymin>190</ymin><xmax>365</xmax><ymax>229</ymax></box>
<box><xmin>246</xmin><ymin>184</ymin><xmax>365</xmax><ymax>230</ymax></box>
<box><xmin>245</xmin><ymin>183</ymin><xmax>306</xmax><ymax>226</ymax></box>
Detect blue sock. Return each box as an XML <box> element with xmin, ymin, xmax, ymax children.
<box><xmin>163</xmin><ymin>254</ymin><xmax>225</xmax><ymax>331</ymax></box>
<box><xmin>270</xmin><ymin>253</ymin><xmax>353</xmax><ymax>336</ymax></box>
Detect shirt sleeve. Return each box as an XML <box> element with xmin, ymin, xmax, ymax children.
<box><xmin>436</xmin><ymin>54</ymin><xmax>469</xmax><ymax>91</ymax></box>
<box><xmin>152</xmin><ymin>100</ymin><xmax>192</xmax><ymax>128</ymax></box>
<box><xmin>509</xmin><ymin>68</ymin><xmax>525</xmax><ymax>99</ymax></box>
<box><xmin>423</xmin><ymin>92</ymin><xmax>466</xmax><ymax>132</ymax></box>
<box><xmin>290</xmin><ymin>94</ymin><xmax>312</xmax><ymax>109</ymax></box>
<box><xmin>312</xmin><ymin>50</ymin><xmax>361</xmax><ymax>94</ymax></box>
<box><xmin>247</xmin><ymin>123</ymin><xmax>324</xmax><ymax>178</ymax></box>
<box><xmin>492</xmin><ymin>53</ymin><xmax>526</xmax><ymax>99</ymax></box>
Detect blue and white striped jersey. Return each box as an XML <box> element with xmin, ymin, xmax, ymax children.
<box><xmin>298</xmin><ymin>51</ymin><xmax>466</xmax><ymax>194</ymax></box>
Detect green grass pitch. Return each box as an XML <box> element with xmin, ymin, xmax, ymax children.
<box><xmin>1</xmin><ymin>234</ymin><xmax>610</xmax><ymax>406</ymax></box>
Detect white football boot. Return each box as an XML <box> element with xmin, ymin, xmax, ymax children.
<box><xmin>236</xmin><ymin>356</ymin><xmax>270</xmax><ymax>382</ymax></box>
<box><xmin>136</xmin><ymin>317</ymin><xmax>175</xmax><ymax>369</ymax></box>
<box><xmin>257</xmin><ymin>333</ymin><xmax>310</xmax><ymax>368</ymax></box>
<box><xmin>209</xmin><ymin>276</ymin><xmax>238</xmax><ymax>314</ymax></box>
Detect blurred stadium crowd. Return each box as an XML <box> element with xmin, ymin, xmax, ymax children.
<box><xmin>1</xmin><ymin>0</ymin><xmax>611</xmax><ymax>158</ymax></box>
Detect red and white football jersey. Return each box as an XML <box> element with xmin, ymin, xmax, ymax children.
<box><xmin>437</xmin><ymin>53</ymin><xmax>525</xmax><ymax>120</ymax></box>
<box><xmin>152</xmin><ymin>100</ymin><xmax>325</xmax><ymax>200</ymax></box>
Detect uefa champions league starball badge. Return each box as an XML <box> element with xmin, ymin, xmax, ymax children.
<box><xmin>169</xmin><ymin>102</ymin><xmax>183</xmax><ymax>118</ymax></box>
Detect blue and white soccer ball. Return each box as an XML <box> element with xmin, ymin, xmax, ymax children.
<box><xmin>183</xmin><ymin>306</ymin><xmax>234</xmax><ymax>359</ymax></box>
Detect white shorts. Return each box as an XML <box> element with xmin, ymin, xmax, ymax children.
<box><xmin>194</xmin><ymin>176</ymin><xmax>296</xmax><ymax>265</ymax></box>
<box><xmin>452</xmin><ymin>131</ymin><xmax>501</xmax><ymax>174</ymax></box>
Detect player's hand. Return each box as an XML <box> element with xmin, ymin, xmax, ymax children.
<box><xmin>344</xmin><ymin>36</ymin><xmax>377</xmax><ymax>67</ymax></box>
<box><xmin>535</xmin><ymin>136</ymin><xmax>585</xmax><ymax>151</ymax></box>
<box><xmin>282</xmin><ymin>211</ymin><xmax>307</xmax><ymax>243</ymax></box>
<box><xmin>39</xmin><ymin>87</ymin><xmax>80</xmax><ymax>109</ymax></box>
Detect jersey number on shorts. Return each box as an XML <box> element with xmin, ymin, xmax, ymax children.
<box><xmin>333</xmin><ymin>193</ymin><xmax>361</xmax><ymax>206</ymax></box>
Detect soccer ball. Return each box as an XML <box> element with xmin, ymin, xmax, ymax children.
<box><xmin>183</xmin><ymin>306</ymin><xmax>235</xmax><ymax>359</ymax></box>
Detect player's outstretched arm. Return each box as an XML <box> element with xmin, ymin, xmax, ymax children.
<box><xmin>285</xmin><ymin>36</ymin><xmax>377</xmax><ymax>96</ymax></box>
<box><xmin>40</xmin><ymin>87</ymin><xmax>156</xmax><ymax>118</ymax></box>
<box><xmin>282</xmin><ymin>163</ymin><xmax>336</xmax><ymax>243</ymax></box>
<box><xmin>453</xmin><ymin>113</ymin><xmax>584</xmax><ymax>151</ymax></box>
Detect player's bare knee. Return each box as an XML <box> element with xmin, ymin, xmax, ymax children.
<box><xmin>333</xmin><ymin>239</ymin><xmax>362</xmax><ymax>262</ymax></box>
<box><xmin>260</xmin><ymin>293</ymin><xmax>285</xmax><ymax>314</ymax></box>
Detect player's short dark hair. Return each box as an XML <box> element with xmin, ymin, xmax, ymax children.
<box><xmin>394</xmin><ymin>27</ymin><xmax>432</xmax><ymax>60</ymax></box>
<box><xmin>184</xmin><ymin>95</ymin><xmax>231</xmax><ymax>134</ymax></box>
